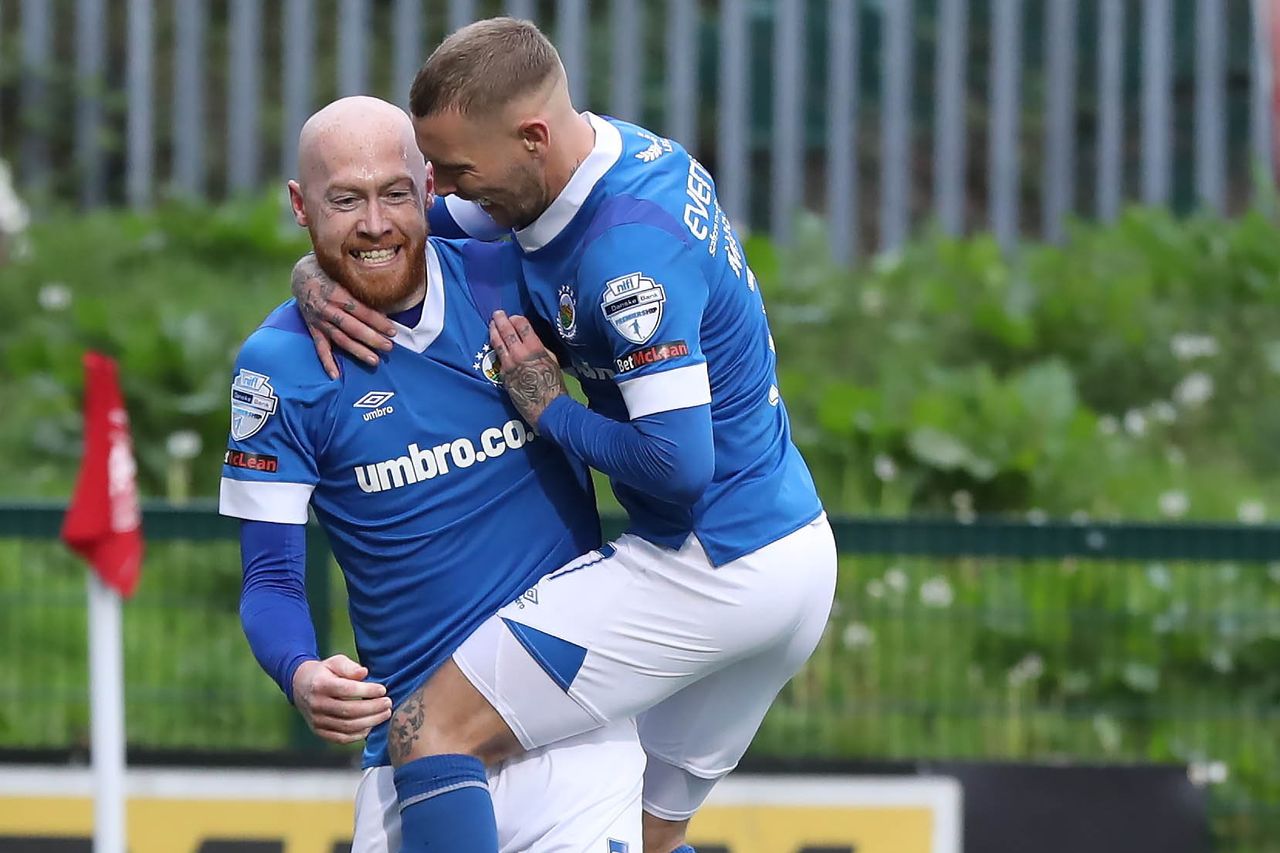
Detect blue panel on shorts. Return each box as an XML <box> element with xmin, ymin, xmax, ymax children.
<box><xmin>500</xmin><ymin>617</ymin><xmax>587</xmax><ymax>692</ymax></box>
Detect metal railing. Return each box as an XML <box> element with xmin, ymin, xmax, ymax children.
<box><xmin>2</xmin><ymin>0</ymin><xmax>1276</xmax><ymax>258</ymax></box>
<box><xmin>2</xmin><ymin>501</ymin><xmax>1278</xmax><ymax>849</ymax></box>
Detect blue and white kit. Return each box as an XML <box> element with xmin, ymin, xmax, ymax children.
<box><xmin>220</xmin><ymin>238</ymin><xmax>643</xmax><ymax>852</ymax></box>
<box><xmin>434</xmin><ymin>114</ymin><xmax>838</xmax><ymax>820</ymax></box>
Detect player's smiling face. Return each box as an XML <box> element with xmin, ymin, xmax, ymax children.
<box><xmin>291</xmin><ymin>130</ymin><xmax>429</xmax><ymax>312</ymax></box>
<box><xmin>413</xmin><ymin>109</ymin><xmax>548</xmax><ymax>231</ymax></box>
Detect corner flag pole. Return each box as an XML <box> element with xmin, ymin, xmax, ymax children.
<box><xmin>61</xmin><ymin>352</ymin><xmax>144</xmax><ymax>853</ymax></box>
<box><xmin>88</xmin><ymin>573</ymin><xmax>127</xmax><ymax>853</ymax></box>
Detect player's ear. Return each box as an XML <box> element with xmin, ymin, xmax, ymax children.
<box><xmin>423</xmin><ymin>161</ymin><xmax>436</xmax><ymax>208</ymax></box>
<box><xmin>287</xmin><ymin>180</ymin><xmax>309</xmax><ymax>228</ymax></box>
<box><xmin>517</xmin><ymin>119</ymin><xmax>550</xmax><ymax>157</ymax></box>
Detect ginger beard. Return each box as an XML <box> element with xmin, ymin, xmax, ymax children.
<box><xmin>310</xmin><ymin>223</ymin><xmax>428</xmax><ymax>314</ymax></box>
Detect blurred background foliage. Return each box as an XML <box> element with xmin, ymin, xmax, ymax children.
<box><xmin>4</xmin><ymin>195</ymin><xmax>1279</xmax><ymax>528</ymax></box>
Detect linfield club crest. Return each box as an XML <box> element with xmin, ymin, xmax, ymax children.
<box><xmin>473</xmin><ymin>344</ymin><xmax>503</xmax><ymax>385</ymax></box>
<box><xmin>555</xmin><ymin>283</ymin><xmax>578</xmax><ymax>340</ymax></box>
<box><xmin>230</xmin><ymin>368</ymin><xmax>279</xmax><ymax>440</ymax></box>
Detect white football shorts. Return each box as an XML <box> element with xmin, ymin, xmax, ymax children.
<box><xmin>453</xmin><ymin>514</ymin><xmax>838</xmax><ymax>820</ymax></box>
<box><xmin>350</xmin><ymin>719</ymin><xmax>644</xmax><ymax>853</ymax></box>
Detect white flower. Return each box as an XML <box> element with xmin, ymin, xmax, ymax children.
<box><xmin>1209</xmin><ymin>648</ymin><xmax>1234</xmax><ymax>674</ymax></box>
<box><xmin>0</xmin><ymin>160</ymin><xmax>30</xmax><ymax>236</ymax></box>
<box><xmin>920</xmin><ymin>577</ymin><xmax>954</xmax><ymax>608</ymax></box>
<box><xmin>1097</xmin><ymin>415</ymin><xmax>1119</xmax><ymax>436</ymax></box>
<box><xmin>952</xmin><ymin>490</ymin><xmax>976</xmax><ymax>523</ymax></box>
<box><xmin>884</xmin><ymin>568</ymin><xmax>908</xmax><ymax>593</ymax></box>
<box><xmin>1008</xmin><ymin>653</ymin><xmax>1044</xmax><ymax>686</ymax></box>
<box><xmin>1122</xmin><ymin>662</ymin><xmax>1159</xmax><ymax>692</ymax></box>
<box><xmin>1237</xmin><ymin>500</ymin><xmax>1266</xmax><ymax>525</ymax></box>
<box><xmin>1170</xmin><ymin>333</ymin><xmax>1220</xmax><ymax>361</ymax></box>
<box><xmin>1146</xmin><ymin>563</ymin><xmax>1172</xmax><ymax>590</ymax></box>
<box><xmin>1189</xmin><ymin>761</ymin><xmax>1229</xmax><ymax>786</ymax></box>
<box><xmin>1026</xmin><ymin>508</ymin><xmax>1048</xmax><ymax>525</ymax></box>
<box><xmin>166</xmin><ymin>430</ymin><xmax>203</xmax><ymax>460</ymax></box>
<box><xmin>871</xmin><ymin>250</ymin><xmax>902</xmax><ymax>276</ymax></box>
<box><xmin>866</xmin><ymin>579</ymin><xmax>886</xmax><ymax>599</ymax></box>
<box><xmin>38</xmin><ymin>282</ymin><xmax>71</xmax><ymax>311</ymax></box>
<box><xmin>1159</xmin><ymin>490</ymin><xmax>1189</xmax><ymax>518</ymax></box>
<box><xmin>1093</xmin><ymin>714</ymin><xmax>1122</xmax><ymax>752</ymax></box>
<box><xmin>842</xmin><ymin>622</ymin><xmax>875</xmax><ymax>649</ymax></box>
<box><xmin>1123</xmin><ymin>409</ymin><xmax>1148</xmax><ymax>437</ymax></box>
<box><xmin>1151</xmin><ymin>401</ymin><xmax>1177</xmax><ymax>424</ymax></box>
<box><xmin>859</xmin><ymin>287</ymin><xmax>886</xmax><ymax>317</ymax></box>
<box><xmin>1173</xmin><ymin>372</ymin><xmax>1214</xmax><ymax>408</ymax></box>
<box><xmin>1070</xmin><ymin>510</ymin><xmax>1091</xmax><ymax>525</ymax></box>
<box><xmin>873</xmin><ymin>453</ymin><xmax>898</xmax><ymax>482</ymax></box>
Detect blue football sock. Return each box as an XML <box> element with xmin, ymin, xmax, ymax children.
<box><xmin>394</xmin><ymin>754</ymin><xmax>498</xmax><ymax>852</ymax></box>
<box><xmin>670</xmin><ymin>846</ymin><xmax>697</xmax><ymax>853</ymax></box>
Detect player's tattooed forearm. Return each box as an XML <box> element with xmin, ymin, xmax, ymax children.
<box><xmin>388</xmin><ymin>690</ymin><xmax>425</xmax><ymax>765</ymax></box>
<box><xmin>504</xmin><ymin>351</ymin><xmax>566</xmax><ymax>429</ymax></box>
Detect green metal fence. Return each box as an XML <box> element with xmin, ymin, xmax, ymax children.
<box><xmin>2</xmin><ymin>501</ymin><xmax>1278</xmax><ymax>851</ymax></box>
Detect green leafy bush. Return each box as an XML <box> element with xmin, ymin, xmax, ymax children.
<box><xmin>755</xmin><ymin>209</ymin><xmax>1280</xmax><ymax>522</ymax></box>
<box><xmin>2</xmin><ymin>198</ymin><xmax>1279</xmax><ymax>525</ymax></box>
<box><xmin>0</xmin><ymin>196</ymin><xmax>309</xmax><ymax>498</ymax></box>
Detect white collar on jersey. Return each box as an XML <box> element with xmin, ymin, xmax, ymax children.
<box><xmin>390</xmin><ymin>240</ymin><xmax>446</xmax><ymax>353</ymax></box>
<box><xmin>514</xmin><ymin>112</ymin><xmax>622</xmax><ymax>253</ymax></box>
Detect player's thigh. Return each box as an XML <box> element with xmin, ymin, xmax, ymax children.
<box><xmin>638</xmin><ymin>516</ymin><xmax>837</xmax><ymax>816</ymax></box>
<box><xmin>491</xmin><ymin>719</ymin><xmax>645</xmax><ymax>853</ymax></box>
<box><xmin>351</xmin><ymin>766</ymin><xmax>399</xmax><ymax>853</ymax></box>
<box><xmin>352</xmin><ymin>724</ymin><xmax>644</xmax><ymax>853</ymax></box>
<box><xmin>455</xmin><ymin>533</ymin><xmax>806</xmax><ymax>750</ymax></box>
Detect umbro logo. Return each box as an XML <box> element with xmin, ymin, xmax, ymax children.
<box><xmin>354</xmin><ymin>391</ymin><xmax>395</xmax><ymax>408</ymax></box>
<box><xmin>354</xmin><ymin>391</ymin><xmax>395</xmax><ymax>422</ymax></box>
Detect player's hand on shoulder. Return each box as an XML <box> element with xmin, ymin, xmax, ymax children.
<box><xmin>291</xmin><ymin>254</ymin><xmax>397</xmax><ymax>379</ymax></box>
<box><xmin>291</xmin><ymin>653</ymin><xmax>392</xmax><ymax>745</ymax></box>
<box><xmin>489</xmin><ymin>309</ymin><xmax>566</xmax><ymax>430</ymax></box>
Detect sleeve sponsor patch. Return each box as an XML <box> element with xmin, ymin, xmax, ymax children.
<box><xmin>224</xmin><ymin>449</ymin><xmax>280</xmax><ymax>473</ymax></box>
<box><xmin>600</xmin><ymin>272</ymin><xmax>665</xmax><ymax>345</ymax></box>
<box><xmin>614</xmin><ymin>340</ymin><xmax>690</xmax><ymax>373</ymax></box>
<box><xmin>230</xmin><ymin>368</ymin><xmax>279</xmax><ymax>440</ymax></box>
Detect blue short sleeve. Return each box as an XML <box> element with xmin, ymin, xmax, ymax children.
<box><xmin>577</xmin><ymin>224</ymin><xmax>712</xmax><ymax>419</ymax></box>
<box><xmin>219</xmin><ymin>302</ymin><xmax>338</xmax><ymax>524</ymax></box>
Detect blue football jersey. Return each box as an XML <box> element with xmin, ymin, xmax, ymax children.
<box><xmin>508</xmin><ymin>113</ymin><xmax>822</xmax><ymax>565</ymax></box>
<box><xmin>219</xmin><ymin>239</ymin><xmax>601</xmax><ymax>767</ymax></box>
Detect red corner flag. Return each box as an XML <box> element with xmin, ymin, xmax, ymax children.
<box><xmin>61</xmin><ymin>352</ymin><xmax>144</xmax><ymax>598</ymax></box>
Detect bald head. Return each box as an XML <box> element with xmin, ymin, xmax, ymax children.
<box><xmin>295</xmin><ymin>96</ymin><xmax>427</xmax><ymax>198</ymax></box>
<box><xmin>288</xmin><ymin>96</ymin><xmax>431</xmax><ymax>314</ymax></box>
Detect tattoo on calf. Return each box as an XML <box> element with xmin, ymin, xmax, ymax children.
<box><xmin>388</xmin><ymin>691</ymin><xmax>425</xmax><ymax>765</ymax></box>
<box><xmin>504</xmin><ymin>352</ymin><xmax>566</xmax><ymax>428</ymax></box>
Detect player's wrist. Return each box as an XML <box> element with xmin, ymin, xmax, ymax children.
<box><xmin>535</xmin><ymin>393</ymin><xmax>576</xmax><ymax>436</ymax></box>
<box><xmin>285</xmin><ymin>654</ymin><xmax>322</xmax><ymax>705</ymax></box>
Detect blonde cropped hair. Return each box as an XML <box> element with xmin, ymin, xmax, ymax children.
<box><xmin>409</xmin><ymin>17</ymin><xmax>562</xmax><ymax>118</ymax></box>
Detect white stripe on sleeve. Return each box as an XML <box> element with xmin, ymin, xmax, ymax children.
<box><xmin>444</xmin><ymin>194</ymin><xmax>508</xmax><ymax>241</ymax></box>
<box><xmin>219</xmin><ymin>478</ymin><xmax>314</xmax><ymax>524</ymax></box>
<box><xmin>616</xmin><ymin>363</ymin><xmax>712</xmax><ymax>419</ymax></box>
